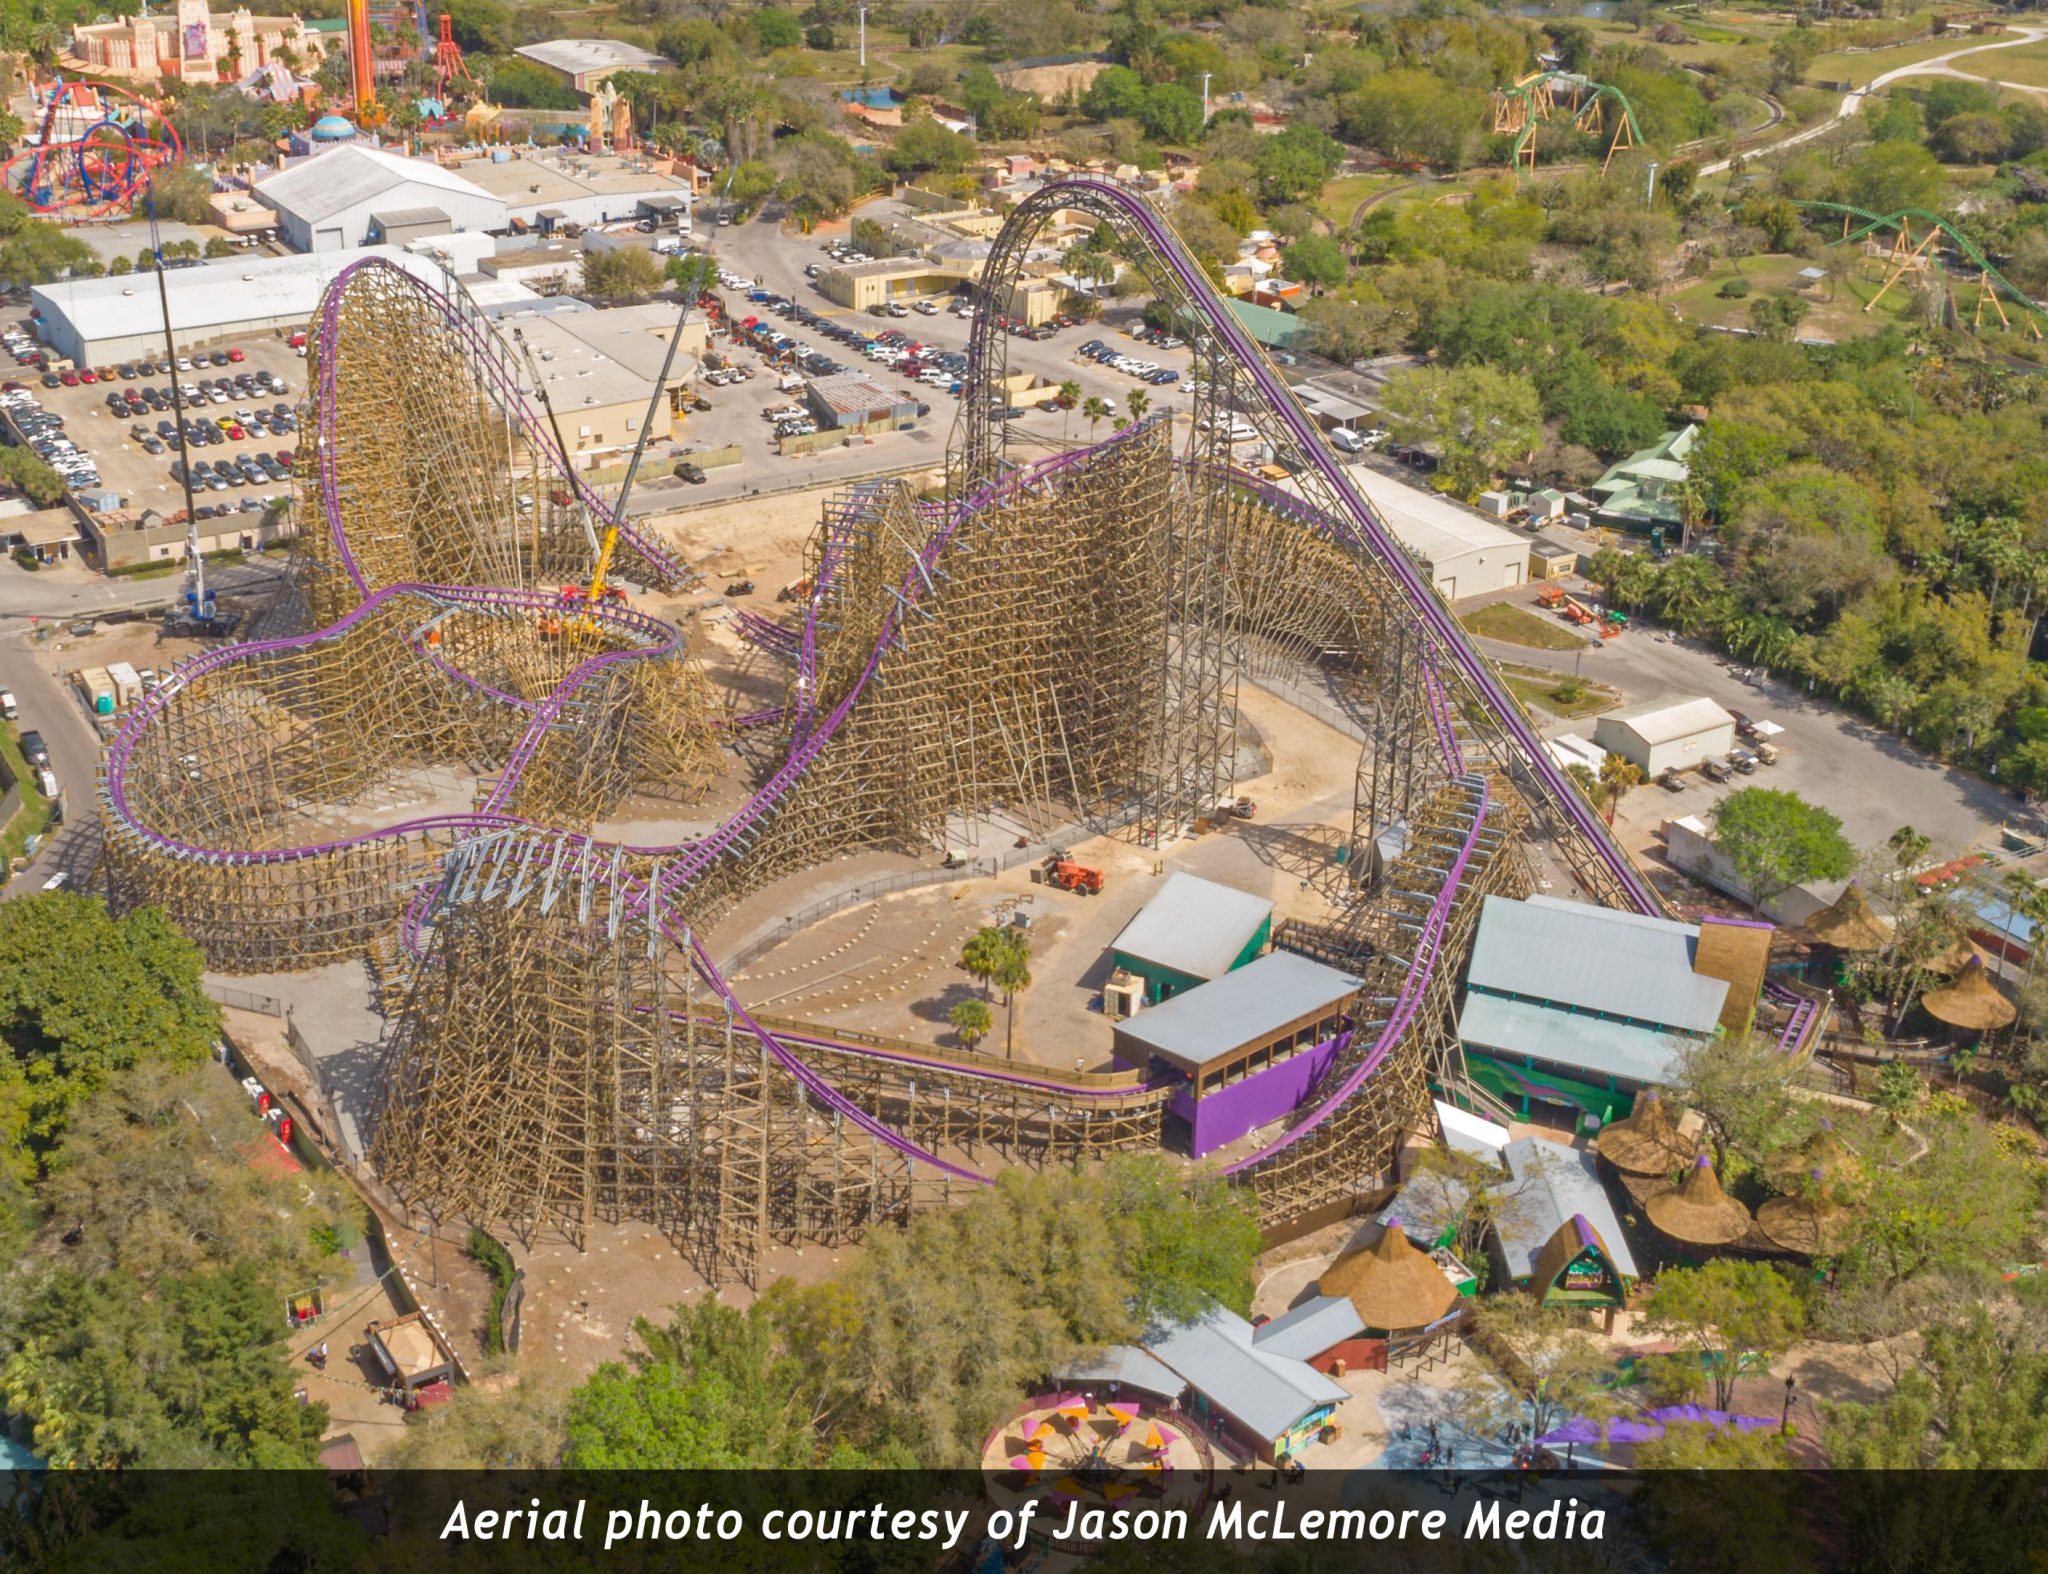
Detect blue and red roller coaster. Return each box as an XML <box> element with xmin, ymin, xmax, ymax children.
<box><xmin>3</xmin><ymin>80</ymin><xmax>184</xmax><ymax>220</ymax></box>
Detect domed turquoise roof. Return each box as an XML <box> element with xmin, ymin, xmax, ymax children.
<box><xmin>310</xmin><ymin>114</ymin><xmax>356</xmax><ymax>141</ymax></box>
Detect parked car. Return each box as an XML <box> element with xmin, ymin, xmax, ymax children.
<box><xmin>1700</xmin><ymin>757</ymin><xmax>1732</xmax><ymax>784</ymax></box>
<box><xmin>18</xmin><ymin>728</ymin><xmax>49</xmax><ymax>767</ymax></box>
<box><xmin>725</xmin><ymin>579</ymin><xmax>755</xmax><ymax>596</ymax></box>
<box><xmin>674</xmin><ymin>462</ymin><xmax>707</xmax><ymax>483</ymax></box>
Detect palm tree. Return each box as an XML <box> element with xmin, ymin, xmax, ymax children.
<box><xmin>1082</xmin><ymin>396</ymin><xmax>1111</xmax><ymax>440</ymax></box>
<box><xmin>1126</xmin><ymin>388</ymin><xmax>1151</xmax><ymax>426</ymax></box>
<box><xmin>1597</xmin><ymin>754</ymin><xmax>1644</xmax><ymax>826</ymax></box>
<box><xmin>1056</xmin><ymin>379</ymin><xmax>1080</xmax><ymax>441</ymax></box>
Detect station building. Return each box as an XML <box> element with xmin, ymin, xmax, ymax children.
<box><xmin>1457</xmin><ymin>894</ymin><xmax>1769</xmax><ymax>1129</ymax></box>
<box><xmin>1111</xmin><ymin>951</ymin><xmax>1361</xmax><ymax>1158</ymax></box>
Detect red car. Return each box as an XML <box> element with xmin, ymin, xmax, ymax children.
<box><xmin>78</xmin><ymin>368</ymin><xmax>96</xmax><ymax>383</ymax></box>
<box><xmin>222</xmin><ymin>424</ymin><xmax>245</xmax><ymax>440</ymax></box>
<box><xmin>59</xmin><ymin>370</ymin><xmax>79</xmax><ymax>386</ymax></box>
<box><xmin>226</xmin><ymin>347</ymin><xmax>245</xmax><ymax>362</ymax></box>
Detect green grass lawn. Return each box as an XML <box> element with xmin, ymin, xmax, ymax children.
<box><xmin>1956</xmin><ymin>41</ymin><xmax>2048</xmax><ymax>91</ymax></box>
<box><xmin>1318</xmin><ymin>172</ymin><xmax>1403</xmax><ymax>228</ymax></box>
<box><xmin>1502</xmin><ymin>666</ymin><xmax>1622</xmax><ymax>720</ymax></box>
<box><xmin>1462</xmin><ymin>601</ymin><xmax>1591</xmax><ymax>652</ymax></box>
<box><xmin>1808</xmin><ymin>36</ymin><xmax>1964</xmax><ymax>86</ymax></box>
<box><xmin>1666</xmin><ymin>249</ymin><xmax>1921</xmax><ymax>342</ymax></box>
<box><xmin>0</xmin><ymin>721</ymin><xmax>54</xmax><ymax>869</ymax></box>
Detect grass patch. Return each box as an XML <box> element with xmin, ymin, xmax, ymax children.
<box><xmin>1667</xmin><ymin>249</ymin><xmax>1920</xmax><ymax>342</ymax></box>
<box><xmin>0</xmin><ymin>721</ymin><xmax>55</xmax><ymax>869</ymax></box>
<box><xmin>1318</xmin><ymin>172</ymin><xmax>1403</xmax><ymax>227</ymax></box>
<box><xmin>1955</xmin><ymin>42</ymin><xmax>2048</xmax><ymax>91</ymax></box>
<box><xmin>1808</xmin><ymin>37</ymin><xmax>1960</xmax><ymax>85</ymax></box>
<box><xmin>467</xmin><ymin>1227</ymin><xmax>517</xmax><ymax>1356</ymax></box>
<box><xmin>1463</xmin><ymin>601</ymin><xmax>1592</xmax><ymax>652</ymax></box>
<box><xmin>1501</xmin><ymin>663</ymin><xmax>1622</xmax><ymax>720</ymax></box>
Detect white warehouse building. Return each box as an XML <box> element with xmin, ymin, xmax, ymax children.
<box><xmin>1356</xmin><ymin>470</ymin><xmax>1528</xmax><ymax>602</ymax></box>
<box><xmin>1593</xmin><ymin>697</ymin><xmax>1737</xmax><ymax>777</ymax></box>
<box><xmin>30</xmin><ymin>246</ymin><xmax>453</xmax><ymax>366</ymax></box>
<box><xmin>255</xmin><ymin>145</ymin><xmax>510</xmax><ymax>253</ymax></box>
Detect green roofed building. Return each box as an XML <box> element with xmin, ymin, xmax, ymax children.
<box><xmin>1226</xmin><ymin>298</ymin><xmax>1320</xmax><ymax>352</ymax></box>
<box><xmin>1587</xmin><ymin>424</ymin><xmax>1697</xmax><ymax>538</ymax></box>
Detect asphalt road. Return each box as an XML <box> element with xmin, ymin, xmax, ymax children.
<box><xmin>0</xmin><ymin>555</ymin><xmax>290</xmax><ymax>897</ymax></box>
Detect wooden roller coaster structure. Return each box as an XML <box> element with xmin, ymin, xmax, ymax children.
<box><xmin>100</xmin><ymin>183</ymin><xmax>1669</xmax><ymax>1285</ymax></box>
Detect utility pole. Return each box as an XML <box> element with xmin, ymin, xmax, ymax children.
<box><xmin>1201</xmin><ymin>71</ymin><xmax>1212</xmax><ymax>124</ymax></box>
<box><xmin>858</xmin><ymin>4</ymin><xmax>868</xmax><ymax>69</ymax></box>
<box><xmin>1645</xmin><ymin>159</ymin><xmax>1659</xmax><ymax>209</ymax></box>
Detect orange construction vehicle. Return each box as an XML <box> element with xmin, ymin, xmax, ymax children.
<box><xmin>1042</xmin><ymin>852</ymin><xmax>1104</xmax><ymax>895</ymax></box>
<box><xmin>1535</xmin><ymin>585</ymin><xmax>1566</xmax><ymax>609</ymax></box>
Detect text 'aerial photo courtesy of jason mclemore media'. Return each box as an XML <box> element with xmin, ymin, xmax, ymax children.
<box><xmin>5</xmin><ymin>0</ymin><xmax>2048</xmax><ymax>1566</ymax></box>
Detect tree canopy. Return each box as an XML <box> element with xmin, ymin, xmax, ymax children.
<box><xmin>1709</xmin><ymin>788</ymin><xmax>1856</xmax><ymax>911</ymax></box>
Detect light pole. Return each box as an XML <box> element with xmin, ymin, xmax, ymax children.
<box><xmin>1201</xmin><ymin>71</ymin><xmax>1212</xmax><ymax>124</ymax></box>
<box><xmin>1645</xmin><ymin>159</ymin><xmax>1659</xmax><ymax>209</ymax></box>
<box><xmin>858</xmin><ymin>4</ymin><xmax>868</xmax><ymax>69</ymax></box>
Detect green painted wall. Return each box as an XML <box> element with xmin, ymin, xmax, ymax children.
<box><xmin>1465</xmin><ymin>1053</ymin><xmax>1633</xmax><ymax>1128</ymax></box>
<box><xmin>1115</xmin><ymin>914</ymin><xmax>1272</xmax><ymax>1004</ymax></box>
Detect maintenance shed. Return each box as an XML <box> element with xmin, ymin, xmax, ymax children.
<box><xmin>804</xmin><ymin>371</ymin><xmax>921</xmax><ymax>432</ymax></box>
<box><xmin>1592</xmin><ymin>696</ymin><xmax>1735</xmax><ymax>776</ymax></box>
<box><xmin>1112</xmin><ymin>950</ymin><xmax>1360</xmax><ymax>1158</ymax></box>
<box><xmin>1110</xmin><ymin>871</ymin><xmax>1273</xmax><ymax>1002</ymax></box>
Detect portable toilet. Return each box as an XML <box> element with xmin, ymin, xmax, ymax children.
<box><xmin>76</xmin><ymin>666</ymin><xmax>113</xmax><ymax>714</ymax></box>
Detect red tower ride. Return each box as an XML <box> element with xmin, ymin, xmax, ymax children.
<box><xmin>434</xmin><ymin>14</ymin><xmax>475</xmax><ymax>104</ymax></box>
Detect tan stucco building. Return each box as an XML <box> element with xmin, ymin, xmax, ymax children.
<box><xmin>69</xmin><ymin>0</ymin><xmax>336</xmax><ymax>85</ymax></box>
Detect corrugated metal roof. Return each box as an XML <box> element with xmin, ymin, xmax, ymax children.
<box><xmin>1054</xmin><ymin>1344</ymin><xmax>1185</xmax><ymax>1398</ymax></box>
<box><xmin>1144</xmin><ymin>1303</ymin><xmax>1348</xmax><ymax>1442</ymax></box>
<box><xmin>1251</xmin><ymin>1296</ymin><xmax>1365</xmax><ymax>1362</ymax></box>
<box><xmin>257</xmin><ymin>146</ymin><xmax>502</xmax><ymax>227</ymax></box>
<box><xmin>371</xmin><ymin>206</ymin><xmax>452</xmax><ymax>230</ymax></box>
<box><xmin>1375</xmin><ymin>1170</ymin><xmax>1472</xmax><ymax>1244</ymax></box>
<box><xmin>808</xmin><ymin>371</ymin><xmax>912</xmax><ymax>416</ymax></box>
<box><xmin>1595</xmin><ymin>696</ymin><xmax>1734</xmax><ymax>748</ymax></box>
<box><xmin>1466</xmin><ymin>894</ymin><xmax>1727</xmax><ymax>1032</ymax></box>
<box><xmin>1112</xmin><ymin>871</ymin><xmax>1273</xmax><ymax>980</ymax></box>
<box><xmin>1436</xmin><ymin>1099</ymin><xmax>1509</xmax><ymax>1164</ymax></box>
<box><xmin>514</xmin><ymin>38</ymin><xmax>668</xmax><ymax>74</ymax></box>
<box><xmin>1113</xmin><ymin>951</ymin><xmax>1358</xmax><ymax>1069</ymax></box>
<box><xmin>1460</xmin><ymin>992</ymin><xmax>1695</xmax><ymax>1086</ymax></box>
<box><xmin>1494</xmin><ymin>1137</ymin><xmax>1639</xmax><ymax>1281</ymax></box>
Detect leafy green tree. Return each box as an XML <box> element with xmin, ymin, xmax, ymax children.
<box><xmin>959</xmin><ymin>925</ymin><xmax>1008</xmax><ymax>999</ymax></box>
<box><xmin>1137</xmin><ymin>83</ymin><xmax>1203</xmax><ymax>147</ymax></box>
<box><xmin>1709</xmin><ymin>787</ymin><xmax>1856</xmax><ymax>913</ymax></box>
<box><xmin>749</xmin><ymin>6</ymin><xmax>802</xmax><ymax>50</ymax></box>
<box><xmin>947</xmin><ymin>997</ymin><xmax>992</xmax><ymax>1051</ymax></box>
<box><xmin>1283</xmin><ymin>232</ymin><xmax>1347</xmax><ymax>294</ymax></box>
<box><xmin>1642</xmin><ymin>1261</ymin><xmax>1806</xmax><ymax>1411</ymax></box>
<box><xmin>988</xmin><ymin>928</ymin><xmax>1032</xmax><ymax>1059</ymax></box>
<box><xmin>1598</xmin><ymin>752</ymin><xmax>1645</xmax><ymax>826</ymax></box>
<box><xmin>0</xmin><ymin>895</ymin><xmax>219</xmax><ymax>1176</ymax></box>
<box><xmin>1460</xmin><ymin>1294</ymin><xmax>1621</xmax><ymax>1441</ymax></box>
<box><xmin>1081</xmin><ymin>395</ymin><xmax>1112</xmax><ymax>439</ymax></box>
<box><xmin>474</xmin><ymin>57</ymin><xmax>580</xmax><ymax>110</ymax></box>
<box><xmin>1125</xmin><ymin>387</ymin><xmax>1151</xmax><ymax>426</ymax></box>
<box><xmin>1253</xmin><ymin>125</ymin><xmax>1343</xmax><ymax>206</ymax></box>
<box><xmin>882</xmin><ymin>118</ymin><xmax>974</xmax><ymax>177</ymax></box>
<box><xmin>581</xmin><ymin>246</ymin><xmax>666</xmax><ymax>301</ymax></box>
<box><xmin>1846</xmin><ymin>140</ymin><xmax>1944</xmax><ymax>216</ymax></box>
<box><xmin>1379</xmin><ymin>362</ymin><xmax>1541</xmax><ymax>492</ymax></box>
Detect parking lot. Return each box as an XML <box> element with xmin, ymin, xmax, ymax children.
<box><xmin>22</xmin><ymin>330</ymin><xmax>303</xmax><ymax>525</ymax></box>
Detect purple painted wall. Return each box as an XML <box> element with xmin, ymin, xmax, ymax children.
<box><xmin>1172</xmin><ymin>1034</ymin><xmax>1349</xmax><ymax>1158</ymax></box>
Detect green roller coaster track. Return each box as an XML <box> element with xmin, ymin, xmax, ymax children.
<box><xmin>1792</xmin><ymin>199</ymin><xmax>2048</xmax><ymax>337</ymax></box>
<box><xmin>1495</xmin><ymin>70</ymin><xmax>1644</xmax><ymax>173</ymax></box>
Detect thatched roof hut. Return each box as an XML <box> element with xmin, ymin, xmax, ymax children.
<box><xmin>1763</xmin><ymin>1124</ymin><xmax>1861</xmax><ymax>1200</ymax></box>
<box><xmin>1921</xmin><ymin>957</ymin><xmax>2016</xmax><ymax>1033</ymax></box>
<box><xmin>1596</xmin><ymin>1090</ymin><xmax>1695</xmax><ymax>1177</ymax></box>
<box><xmin>1757</xmin><ymin>1193</ymin><xmax>1851</xmax><ymax>1257</ymax></box>
<box><xmin>1319</xmin><ymin>1222</ymin><xmax>1461</xmax><ymax>1334</ymax></box>
<box><xmin>1801</xmin><ymin>884</ymin><xmax>1889</xmax><ymax>953</ymax></box>
<box><xmin>1645</xmin><ymin>1154</ymin><xmax>1752</xmax><ymax>1248</ymax></box>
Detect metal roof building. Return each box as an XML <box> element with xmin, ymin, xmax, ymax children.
<box><xmin>1248</xmin><ymin>1296</ymin><xmax>1367</xmax><ymax>1363</ymax></box>
<box><xmin>1493</xmin><ymin>1136</ymin><xmax>1639</xmax><ymax>1283</ymax></box>
<box><xmin>255</xmin><ymin>146</ymin><xmax>509</xmax><ymax>254</ymax></box>
<box><xmin>30</xmin><ymin>246</ymin><xmax>453</xmax><ymax>366</ymax></box>
<box><xmin>1111</xmin><ymin>951</ymin><xmax>1359</xmax><ymax>1073</ymax></box>
<box><xmin>514</xmin><ymin>38</ymin><xmax>670</xmax><ymax>94</ymax></box>
<box><xmin>804</xmin><ymin>371</ymin><xmax>920</xmax><ymax>432</ymax></box>
<box><xmin>1592</xmin><ymin>696</ymin><xmax>1736</xmax><ymax>776</ymax></box>
<box><xmin>1458</xmin><ymin>894</ymin><xmax>1763</xmax><ymax>1128</ymax></box>
<box><xmin>1110</xmin><ymin>871</ymin><xmax>1274</xmax><ymax>1001</ymax></box>
<box><xmin>1143</xmin><ymin>1302</ymin><xmax>1350</xmax><ymax>1461</ymax></box>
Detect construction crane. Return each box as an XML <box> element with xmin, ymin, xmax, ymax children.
<box><xmin>145</xmin><ymin>175</ymin><xmax>211</xmax><ymax>626</ymax></box>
